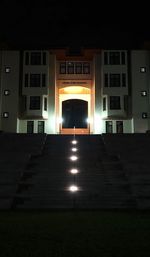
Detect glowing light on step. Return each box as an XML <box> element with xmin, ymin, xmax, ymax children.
<box><xmin>72</xmin><ymin>140</ymin><xmax>77</xmax><ymax>145</ymax></box>
<box><xmin>70</xmin><ymin>169</ymin><xmax>78</xmax><ymax>174</ymax></box>
<box><xmin>71</xmin><ymin>147</ymin><xmax>77</xmax><ymax>152</ymax></box>
<box><xmin>69</xmin><ymin>185</ymin><xmax>78</xmax><ymax>192</ymax></box>
<box><xmin>70</xmin><ymin>155</ymin><xmax>78</xmax><ymax>161</ymax></box>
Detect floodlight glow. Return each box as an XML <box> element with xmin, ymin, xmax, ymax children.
<box><xmin>71</xmin><ymin>147</ymin><xmax>77</xmax><ymax>152</ymax></box>
<box><xmin>94</xmin><ymin>113</ymin><xmax>103</xmax><ymax>133</ymax></box>
<box><xmin>72</xmin><ymin>140</ymin><xmax>77</xmax><ymax>145</ymax></box>
<box><xmin>70</xmin><ymin>155</ymin><xmax>78</xmax><ymax>161</ymax></box>
<box><xmin>86</xmin><ymin>118</ymin><xmax>90</xmax><ymax>123</ymax></box>
<box><xmin>69</xmin><ymin>185</ymin><xmax>78</xmax><ymax>192</ymax></box>
<box><xmin>70</xmin><ymin>169</ymin><xmax>78</xmax><ymax>174</ymax></box>
<box><xmin>58</xmin><ymin>117</ymin><xmax>63</xmax><ymax>124</ymax></box>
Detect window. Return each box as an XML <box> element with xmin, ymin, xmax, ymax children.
<box><xmin>3</xmin><ymin>112</ymin><xmax>9</xmax><ymax>118</ymax></box>
<box><xmin>38</xmin><ymin>121</ymin><xmax>44</xmax><ymax>133</ymax></box>
<box><xmin>122</xmin><ymin>73</ymin><xmax>126</xmax><ymax>87</ymax></box>
<box><xmin>116</xmin><ymin>121</ymin><xmax>123</xmax><ymax>133</ymax></box>
<box><xmin>103</xmin><ymin>97</ymin><xmax>106</xmax><ymax>111</ymax></box>
<box><xmin>25</xmin><ymin>74</ymin><xmax>29</xmax><ymax>87</ymax></box>
<box><xmin>27</xmin><ymin>121</ymin><xmax>34</xmax><ymax>133</ymax></box>
<box><xmin>141</xmin><ymin>91</ymin><xmax>147</xmax><ymax>96</ymax></box>
<box><xmin>142</xmin><ymin>112</ymin><xmax>148</xmax><ymax>119</ymax></box>
<box><xmin>109</xmin><ymin>52</ymin><xmax>120</xmax><ymax>65</ymax></box>
<box><xmin>121</xmin><ymin>52</ymin><xmax>125</xmax><ymax>65</ymax></box>
<box><xmin>25</xmin><ymin>52</ymin><xmax>46</xmax><ymax>65</ymax></box>
<box><xmin>110</xmin><ymin>74</ymin><xmax>120</xmax><ymax>87</ymax></box>
<box><xmin>104</xmin><ymin>73</ymin><xmax>126</xmax><ymax>87</ymax></box>
<box><xmin>140</xmin><ymin>67</ymin><xmax>146</xmax><ymax>73</ymax></box>
<box><xmin>104</xmin><ymin>74</ymin><xmax>108</xmax><ymax>87</ymax></box>
<box><xmin>4</xmin><ymin>90</ymin><xmax>10</xmax><ymax>96</ymax></box>
<box><xmin>75</xmin><ymin>62</ymin><xmax>82</xmax><ymax>74</ymax></box>
<box><xmin>29</xmin><ymin>96</ymin><xmax>40</xmax><ymax>110</ymax></box>
<box><xmin>60</xmin><ymin>62</ymin><xmax>66</xmax><ymax>74</ymax></box>
<box><xmin>83</xmin><ymin>63</ymin><xmax>90</xmax><ymax>74</ymax></box>
<box><xmin>42</xmin><ymin>74</ymin><xmax>46</xmax><ymax>87</ymax></box>
<box><xmin>104</xmin><ymin>52</ymin><xmax>108</xmax><ymax>64</ymax></box>
<box><xmin>22</xmin><ymin>96</ymin><xmax>27</xmax><ymax>111</ymax></box>
<box><xmin>43</xmin><ymin>52</ymin><xmax>46</xmax><ymax>65</ymax></box>
<box><xmin>44</xmin><ymin>98</ymin><xmax>47</xmax><ymax>111</ymax></box>
<box><xmin>67</xmin><ymin>62</ymin><xmax>74</xmax><ymax>74</ymax></box>
<box><xmin>106</xmin><ymin>121</ymin><xmax>113</xmax><ymax>133</ymax></box>
<box><xmin>5</xmin><ymin>67</ymin><xmax>11</xmax><ymax>73</ymax></box>
<box><xmin>110</xmin><ymin>96</ymin><xmax>121</xmax><ymax>110</ymax></box>
<box><xmin>31</xmin><ymin>52</ymin><xmax>41</xmax><ymax>65</ymax></box>
<box><xmin>30</xmin><ymin>74</ymin><xmax>40</xmax><ymax>87</ymax></box>
<box><xmin>59</xmin><ymin>61</ymin><xmax>90</xmax><ymax>74</ymax></box>
<box><xmin>25</xmin><ymin>52</ymin><xmax>29</xmax><ymax>65</ymax></box>
<box><xmin>104</xmin><ymin>51</ymin><xmax>126</xmax><ymax>65</ymax></box>
<box><xmin>124</xmin><ymin>95</ymin><xmax>129</xmax><ymax>112</ymax></box>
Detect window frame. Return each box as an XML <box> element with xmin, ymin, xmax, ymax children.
<box><xmin>29</xmin><ymin>96</ymin><xmax>41</xmax><ymax>110</ymax></box>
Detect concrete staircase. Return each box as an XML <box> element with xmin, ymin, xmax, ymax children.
<box><xmin>13</xmin><ymin>135</ymin><xmax>137</xmax><ymax>209</ymax></box>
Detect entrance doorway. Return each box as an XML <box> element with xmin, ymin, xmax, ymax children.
<box><xmin>62</xmin><ymin>99</ymin><xmax>88</xmax><ymax>128</ymax></box>
<box><xmin>116</xmin><ymin>121</ymin><xmax>123</xmax><ymax>133</ymax></box>
<box><xmin>58</xmin><ymin>85</ymin><xmax>92</xmax><ymax>134</ymax></box>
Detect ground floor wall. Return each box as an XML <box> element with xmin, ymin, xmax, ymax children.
<box><xmin>17</xmin><ymin>118</ymin><xmax>135</xmax><ymax>134</ymax></box>
<box><xmin>132</xmin><ymin>118</ymin><xmax>149</xmax><ymax>133</ymax></box>
<box><xmin>3</xmin><ymin>116</ymin><xmax>149</xmax><ymax>134</ymax></box>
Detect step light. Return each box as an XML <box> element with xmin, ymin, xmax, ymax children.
<box><xmin>70</xmin><ymin>155</ymin><xmax>78</xmax><ymax>161</ymax></box>
<box><xmin>69</xmin><ymin>185</ymin><xmax>78</xmax><ymax>192</ymax></box>
<box><xmin>70</xmin><ymin>169</ymin><xmax>78</xmax><ymax>174</ymax></box>
<box><xmin>71</xmin><ymin>140</ymin><xmax>77</xmax><ymax>145</ymax></box>
<box><xmin>71</xmin><ymin>147</ymin><xmax>77</xmax><ymax>152</ymax></box>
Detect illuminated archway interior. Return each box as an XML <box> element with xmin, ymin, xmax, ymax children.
<box><xmin>58</xmin><ymin>86</ymin><xmax>91</xmax><ymax>134</ymax></box>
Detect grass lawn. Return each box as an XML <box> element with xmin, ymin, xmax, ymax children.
<box><xmin>0</xmin><ymin>210</ymin><xmax>150</xmax><ymax>257</ymax></box>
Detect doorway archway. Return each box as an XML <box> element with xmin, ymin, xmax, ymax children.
<box><xmin>58</xmin><ymin>86</ymin><xmax>91</xmax><ymax>134</ymax></box>
<box><xmin>62</xmin><ymin>99</ymin><xmax>88</xmax><ymax>128</ymax></box>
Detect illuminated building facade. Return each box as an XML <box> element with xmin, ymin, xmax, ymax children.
<box><xmin>0</xmin><ymin>48</ymin><xmax>150</xmax><ymax>134</ymax></box>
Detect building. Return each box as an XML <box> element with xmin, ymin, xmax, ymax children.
<box><xmin>0</xmin><ymin>48</ymin><xmax>150</xmax><ymax>134</ymax></box>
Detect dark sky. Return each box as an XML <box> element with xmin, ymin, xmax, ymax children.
<box><xmin>0</xmin><ymin>0</ymin><xmax>149</xmax><ymax>49</ymax></box>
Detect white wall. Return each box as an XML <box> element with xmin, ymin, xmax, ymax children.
<box><xmin>48</xmin><ymin>54</ymin><xmax>56</xmax><ymax>134</ymax></box>
<box><xmin>1</xmin><ymin>51</ymin><xmax>20</xmax><ymax>132</ymax></box>
<box><xmin>131</xmin><ymin>50</ymin><xmax>150</xmax><ymax>132</ymax></box>
<box><xmin>94</xmin><ymin>54</ymin><xmax>103</xmax><ymax>134</ymax></box>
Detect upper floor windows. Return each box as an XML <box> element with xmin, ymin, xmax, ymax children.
<box><xmin>25</xmin><ymin>52</ymin><xmax>47</xmax><ymax>65</ymax></box>
<box><xmin>30</xmin><ymin>74</ymin><xmax>40</xmax><ymax>87</ymax></box>
<box><xmin>24</xmin><ymin>73</ymin><xmax>46</xmax><ymax>87</ymax></box>
<box><xmin>104</xmin><ymin>73</ymin><xmax>126</xmax><ymax>87</ymax></box>
<box><xmin>29</xmin><ymin>96</ymin><xmax>40</xmax><ymax>110</ymax></box>
<box><xmin>104</xmin><ymin>51</ymin><xmax>126</xmax><ymax>65</ymax></box>
<box><xmin>59</xmin><ymin>62</ymin><xmax>90</xmax><ymax>74</ymax></box>
<box><xmin>110</xmin><ymin>96</ymin><xmax>121</xmax><ymax>110</ymax></box>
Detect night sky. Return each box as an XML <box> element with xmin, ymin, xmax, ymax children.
<box><xmin>0</xmin><ymin>0</ymin><xmax>149</xmax><ymax>49</ymax></box>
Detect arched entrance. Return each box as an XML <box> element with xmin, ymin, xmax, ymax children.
<box><xmin>62</xmin><ymin>99</ymin><xmax>88</xmax><ymax>128</ymax></box>
<box><xmin>58</xmin><ymin>86</ymin><xmax>92</xmax><ymax>134</ymax></box>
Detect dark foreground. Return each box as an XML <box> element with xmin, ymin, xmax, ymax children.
<box><xmin>0</xmin><ymin>211</ymin><xmax>150</xmax><ymax>257</ymax></box>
